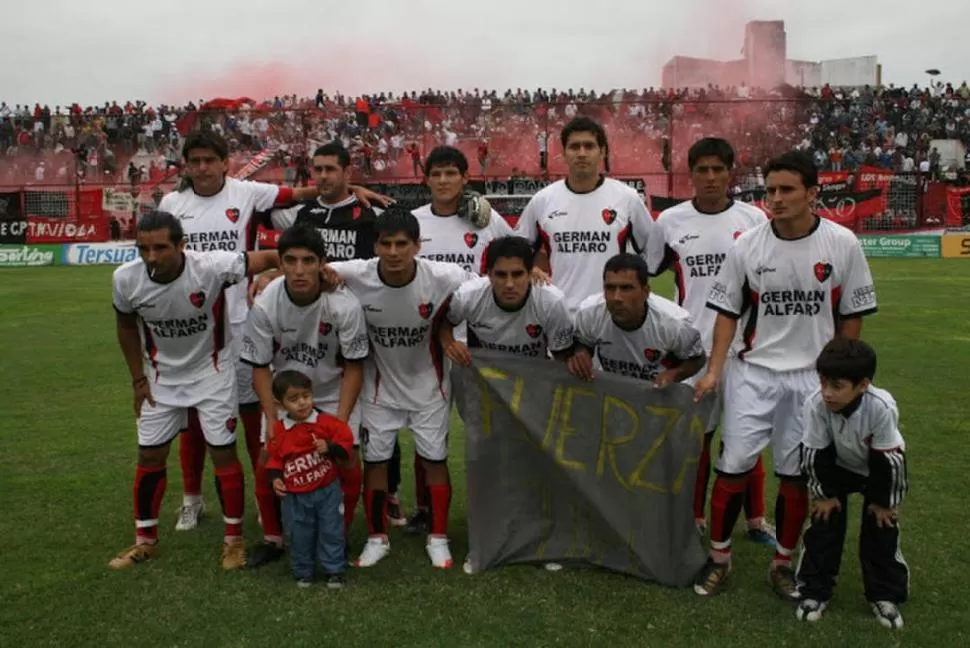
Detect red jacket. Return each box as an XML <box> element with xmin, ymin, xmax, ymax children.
<box><xmin>265</xmin><ymin>411</ymin><xmax>353</xmax><ymax>494</ymax></box>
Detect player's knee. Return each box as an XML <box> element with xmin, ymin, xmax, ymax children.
<box><xmin>207</xmin><ymin>441</ymin><xmax>238</xmax><ymax>467</ymax></box>
<box><xmin>137</xmin><ymin>444</ymin><xmax>171</xmax><ymax>467</ymax></box>
<box><xmin>418</xmin><ymin>456</ymin><xmax>448</xmax><ymax>482</ymax></box>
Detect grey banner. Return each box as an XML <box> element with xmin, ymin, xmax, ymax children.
<box><xmin>455</xmin><ymin>350</ymin><xmax>716</xmax><ymax>587</ymax></box>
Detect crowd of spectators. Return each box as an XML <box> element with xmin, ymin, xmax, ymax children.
<box><xmin>2</xmin><ymin>81</ymin><xmax>970</xmax><ymax>191</ymax></box>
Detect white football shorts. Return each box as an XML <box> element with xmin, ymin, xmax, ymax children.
<box><xmin>137</xmin><ymin>367</ymin><xmax>239</xmax><ymax>448</ymax></box>
<box><xmin>359</xmin><ymin>398</ymin><xmax>451</xmax><ymax>463</ymax></box>
<box><xmin>715</xmin><ymin>358</ymin><xmax>816</xmax><ymax>477</ymax></box>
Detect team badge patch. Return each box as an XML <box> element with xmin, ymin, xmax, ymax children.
<box><xmin>525</xmin><ymin>324</ymin><xmax>543</xmax><ymax>339</ymax></box>
<box><xmin>189</xmin><ymin>291</ymin><xmax>206</xmax><ymax>308</ymax></box>
<box><xmin>319</xmin><ymin>321</ymin><xmax>332</xmax><ymax>336</ymax></box>
<box><xmin>418</xmin><ymin>302</ymin><xmax>434</xmax><ymax>319</ymax></box>
<box><xmin>601</xmin><ymin>208</ymin><xmax>617</xmax><ymax>225</ymax></box>
<box><xmin>644</xmin><ymin>348</ymin><xmax>661</xmax><ymax>362</ymax></box>
<box><xmin>225</xmin><ymin>208</ymin><xmax>240</xmax><ymax>223</ymax></box>
<box><xmin>813</xmin><ymin>261</ymin><xmax>833</xmax><ymax>283</ymax></box>
<box><xmin>226</xmin><ymin>418</ymin><xmax>237</xmax><ymax>433</ymax></box>
<box><xmin>352</xmin><ymin>206</ymin><xmax>362</xmax><ymax>220</ymax></box>
<box><xmin>463</xmin><ymin>232</ymin><xmax>478</xmax><ymax>248</ymax></box>
<box><xmin>733</xmin><ymin>230</ymin><xmax>743</xmax><ymax>240</ymax></box>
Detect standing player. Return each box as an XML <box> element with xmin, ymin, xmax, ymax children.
<box><xmin>160</xmin><ymin>131</ymin><xmax>388</xmax><ymax>533</ymax></box>
<box><xmin>648</xmin><ymin>138</ymin><xmax>773</xmax><ymax>542</ymax></box>
<box><xmin>567</xmin><ymin>253</ymin><xmax>706</xmax><ymax>386</ymax></box>
<box><xmin>109</xmin><ymin>211</ymin><xmax>281</xmax><ymax>569</ymax></box>
<box><xmin>325</xmin><ymin>208</ymin><xmax>477</xmax><ymax>569</ymax></box>
<box><xmin>240</xmin><ymin>225</ymin><xmax>369</xmax><ymax>569</ymax></box>
<box><xmin>693</xmin><ymin>151</ymin><xmax>878</xmax><ymax>598</ymax></box>
<box><xmin>514</xmin><ymin>116</ymin><xmax>658</xmax><ymax>316</ymax></box>
<box><xmin>400</xmin><ymin>145</ymin><xmax>516</xmax><ymax>536</ymax></box>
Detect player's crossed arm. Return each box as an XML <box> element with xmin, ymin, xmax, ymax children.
<box><xmin>653</xmin><ymin>318</ymin><xmax>707</xmax><ymax>389</ymax></box>
<box><xmin>566</xmin><ymin>309</ymin><xmax>597</xmax><ymax>382</ymax></box>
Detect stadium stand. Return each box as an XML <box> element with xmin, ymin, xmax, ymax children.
<box><xmin>2</xmin><ymin>82</ymin><xmax>969</xmax><ymax>234</ymax></box>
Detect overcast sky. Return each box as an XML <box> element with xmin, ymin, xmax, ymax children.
<box><xmin>3</xmin><ymin>0</ymin><xmax>966</xmax><ymax>106</ymax></box>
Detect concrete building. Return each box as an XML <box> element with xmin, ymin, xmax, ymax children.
<box><xmin>661</xmin><ymin>20</ymin><xmax>881</xmax><ymax>89</ymax></box>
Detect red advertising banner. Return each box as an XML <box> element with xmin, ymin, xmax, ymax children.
<box><xmin>27</xmin><ymin>217</ymin><xmax>110</xmax><ymax>243</ymax></box>
<box><xmin>24</xmin><ymin>187</ymin><xmax>110</xmax><ymax>243</ymax></box>
<box><xmin>945</xmin><ymin>186</ymin><xmax>970</xmax><ymax>228</ymax></box>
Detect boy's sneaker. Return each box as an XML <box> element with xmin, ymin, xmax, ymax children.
<box><xmin>244</xmin><ymin>541</ymin><xmax>284</xmax><ymax>570</ymax></box>
<box><xmin>871</xmin><ymin>601</ymin><xmax>904</xmax><ymax>629</ymax></box>
<box><xmin>426</xmin><ymin>535</ymin><xmax>453</xmax><ymax>569</ymax></box>
<box><xmin>354</xmin><ymin>536</ymin><xmax>390</xmax><ymax>568</ymax></box>
<box><xmin>769</xmin><ymin>564</ymin><xmax>802</xmax><ymax>601</ymax></box>
<box><xmin>387</xmin><ymin>496</ymin><xmax>407</xmax><ymax>527</ymax></box>
<box><xmin>296</xmin><ymin>579</ymin><xmax>313</xmax><ymax>589</ymax></box>
<box><xmin>693</xmin><ymin>557</ymin><xmax>731</xmax><ymax>596</ymax></box>
<box><xmin>326</xmin><ymin>573</ymin><xmax>346</xmax><ymax>589</ymax></box>
<box><xmin>747</xmin><ymin>520</ymin><xmax>776</xmax><ymax>546</ymax></box>
<box><xmin>403</xmin><ymin>509</ymin><xmax>430</xmax><ymax>535</ymax></box>
<box><xmin>174</xmin><ymin>501</ymin><xmax>205</xmax><ymax>531</ymax></box>
<box><xmin>108</xmin><ymin>542</ymin><xmax>158</xmax><ymax>569</ymax></box>
<box><xmin>796</xmin><ymin>598</ymin><xmax>828</xmax><ymax>622</ymax></box>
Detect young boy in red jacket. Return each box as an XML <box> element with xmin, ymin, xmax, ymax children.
<box><xmin>266</xmin><ymin>370</ymin><xmax>355</xmax><ymax>588</ymax></box>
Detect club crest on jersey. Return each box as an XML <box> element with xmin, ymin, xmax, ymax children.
<box><xmin>226</xmin><ymin>418</ymin><xmax>237</xmax><ymax>432</ymax></box>
<box><xmin>319</xmin><ymin>321</ymin><xmax>332</xmax><ymax>336</ymax></box>
<box><xmin>813</xmin><ymin>261</ymin><xmax>833</xmax><ymax>283</ymax></box>
<box><xmin>644</xmin><ymin>348</ymin><xmax>661</xmax><ymax>363</ymax></box>
<box><xmin>601</xmin><ymin>208</ymin><xmax>617</xmax><ymax>225</ymax></box>
<box><xmin>525</xmin><ymin>324</ymin><xmax>543</xmax><ymax>339</ymax></box>
<box><xmin>189</xmin><ymin>291</ymin><xmax>206</xmax><ymax>308</ymax></box>
<box><xmin>225</xmin><ymin>208</ymin><xmax>240</xmax><ymax>223</ymax></box>
<box><xmin>352</xmin><ymin>206</ymin><xmax>362</xmax><ymax>220</ymax></box>
<box><xmin>463</xmin><ymin>232</ymin><xmax>479</xmax><ymax>248</ymax></box>
<box><xmin>418</xmin><ymin>301</ymin><xmax>434</xmax><ymax>319</ymax></box>
<box><xmin>733</xmin><ymin>230</ymin><xmax>743</xmax><ymax>240</ymax></box>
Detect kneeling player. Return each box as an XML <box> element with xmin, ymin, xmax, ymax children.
<box><xmin>240</xmin><ymin>224</ymin><xmax>370</xmax><ymax>568</ymax></box>
<box><xmin>109</xmin><ymin>211</ymin><xmax>280</xmax><ymax>569</ymax></box>
<box><xmin>567</xmin><ymin>253</ymin><xmax>706</xmax><ymax>387</ymax></box>
<box><xmin>326</xmin><ymin>208</ymin><xmax>477</xmax><ymax>568</ymax></box>
<box><xmin>796</xmin><ymin>338</ymin><xmax>909</xmax><ymax>629</ymax></box>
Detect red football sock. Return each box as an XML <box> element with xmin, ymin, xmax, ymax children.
<box><xmin>413</xmin><ymin>454</ymin><xmax>428</xmax><ymax>510</ymax></box>
<box><xmin>239</xmin><ymin>406</ymin><xmax>262</xmax><ymax>474</ymax></box>
<box><xmin>254</xmin><ymin>457</ymin><xmax>282</xmax><ymax>543</ymax></box>
<box><xmin>693</xmin><ymin>431</ymin><xmax>714</xmax><ymax>522</ymax></box>
<box><xmin>214</xmin><ymin>462</ymin><xmax>245</xmax><ymax>541</ymax></box>
<box><xmin>134</xmin><ymin>464</ymin><xmax>167</xmax><ymax>543</ymax></box>
<box><xmin>338</xmin><ymin>463</ymin><xmax>363</xmax><ymax>535</ymax></box>
<box><xmin>774</xmin><ymin>480</ymin><xmax>808</xmax><ymax>565</ymax></box>
<box><xmin>745</xmin><ymin>455</ymin><xmax>767</xmax><ymax>524</ymax></box>
<box><xmin>179</xmin><ymin>411</ymin><xmax>206</xmax><ymax>497</ymax></box>
<box><xmin>363</xmin><ymin>488</ymin><xmax>388</xmax><ymax>536</ymax></box>
<box><xmin>708</xmin><ymin>476</ymin><xmax>746</xmax><ymax>561</ymax></box>
<box><xmin>427</xmin><ymin>484</ymin><xmax>452</xmax><ymax>537</ymax></box>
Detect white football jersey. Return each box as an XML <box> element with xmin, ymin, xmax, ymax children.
<box><xmin>240</xmin><ymin>276</ymin><xmax>370</xmax><ymax>404</ymax></box>
<box><xmin>158</xmin><ymin>178</ymin><xmax>283</xmax><ymax>325</ymax></box>
<box><xmin>706</xmin><ymin>218</ymin><xmax>878</xmax><ymax>372</ymax></box>
<box><xmin>329</xmin><ymin>258</ymin><xmax>477</xmax><ymax>410</ymax></box>
<box><xmin>574</xmin><ymin>292</ymin><xmax>705</xmax><ymax>382</ymax></box>
<box><xmin>801</xmin><ymin>385</ymin><xmax>904</xmax><ymax>478</ymax></box>
<box><xmin>412</xmin><ymin>204</ymin><xmax>514</xmax><ymax>274</ymax></box>
<box><xmin>112</xmin><ymin>250</ymin><xmax>247</xmax><ymax>386</ymax></box>
<box><xmin>446</xmin><ymin>276</ymin><xmax>574</xmax><ymax>357</ymax></box>
<box><xmin>514</xmin><ymin>178</ymin><xmax>657</xmax><ymax>315</ymax></box>
<box><xmin>652</xmin><ymin>199</ymin><xmax>767</xmax><ymax>353</ymax></box>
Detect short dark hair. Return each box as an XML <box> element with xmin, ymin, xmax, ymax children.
<box><xmin>764</xmin><ymin>150</ymin><xmax>819</xmax><ymax>189</ymax></box>
<box><xmin>485</xmin><ymin>236</ymin><xmax>534</xmax><ymax>272</ymax></box>
<box><xmin>560</xmin><ymin>117</ymin><xmax>608</xmax><ymax>150</ymax></box>
<box><xmin>272</xmin><ymin>369</ymin><xmax>313</xmax><ymax>401</ymax></box>
<box><xmin>603</xmin><ymin>253</ymin><xmax>649</xmax><ymax>285</ymax></box>
<box><xmin>688</xmin><ymin>137</ymin><xmax>735</xmax><ymax>170</ymax></box>
<box><xmin>375</xmin><ymin>207</ymin><xmax>420</xmax><ymax>243</ymax></box>
<box><xmin>278</xmin><ymin>224</ymin><xmax>327</xmax><ymax>262</ymax></box>
<box><xmin>182</xmin><ymin>129</ymin><xmax>229</xmax><ymax>161</ymax></box>
<box><xmin>816</xmin><ymin>337</ymin><xmax>877</xmax><ymax>385</ymax></box>
<box><xmin>423</xmin><ymin>146</ymin><xmax>468</xmax><ymax>176</ymax></box>
<box><xmin>312</xmin><ymin>141</ymin><xmax>351</xmax><ymax>168</ymax></box>
<box><xmin>137</xmin><ymin>210</ymin><xmax>183</xmax><ymax>244</ymax></box>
